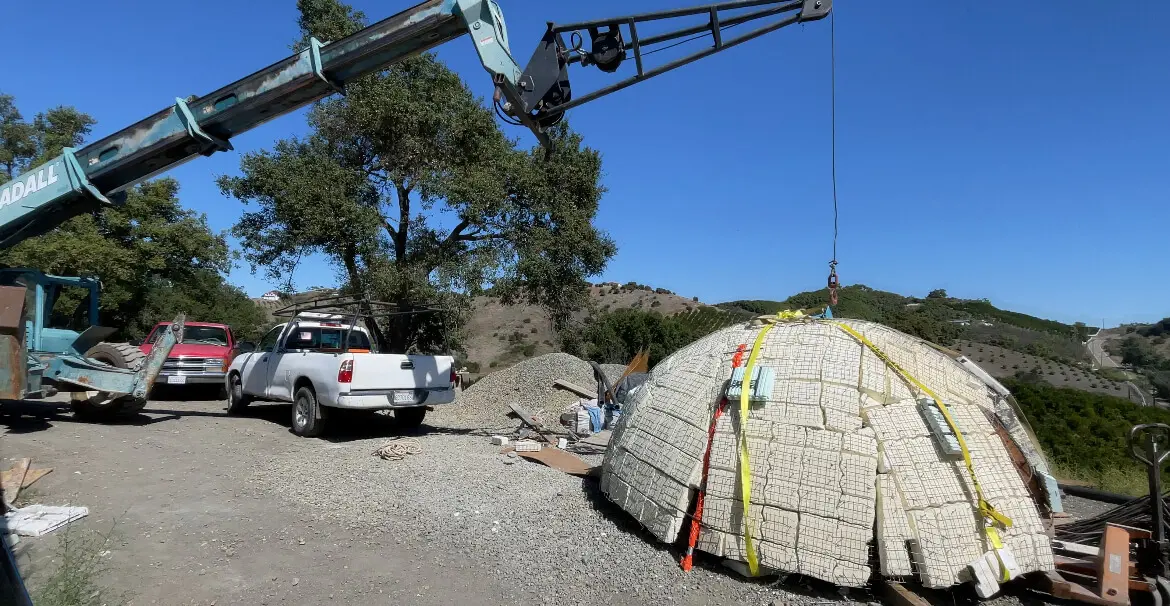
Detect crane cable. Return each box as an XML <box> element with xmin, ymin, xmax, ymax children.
<box><xmin>826</xmin><ymin>10</ymin><xmax>841</xmax><ymax>307</ymax></box>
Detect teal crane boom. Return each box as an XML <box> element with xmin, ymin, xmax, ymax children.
<box><xmin>0</xmin><ymin>0</ymin><xmax>830</xmax><ymax>250</ymax></box>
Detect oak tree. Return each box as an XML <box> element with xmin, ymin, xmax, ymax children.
<box><xmin>218</xmin><ymin>0</ymin><xmax>615</xmax><ymax>353</ymax></box>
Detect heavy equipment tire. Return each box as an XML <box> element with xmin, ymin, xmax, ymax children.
<box><xmin>226</xmin><ymin>372</ymin><xmax>252</xmax><ymax>415</ymax></box>
<box><xmin>395</xmin><ymin>406</ymin><xmax>427</xmax><ymax>428</ymax></box>
<box><xmin>70</xmin><ymin>342</ymin><xmax>148</xmax><ymax>420</ymax></box>
<box><xmin>291</xmin><ymin>386</ymin><xmax>324</xmax><ymax>437</ymax></box>
<box><xmin>84</xmin><ymin>342</ymin><xmax>146</xmax><ymax>370</ymax></box>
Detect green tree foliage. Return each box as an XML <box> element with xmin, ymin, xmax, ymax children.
<box><xmin>0</xmin><ymin>176</ymin><xmax>265</xmax><ymax>340</ymax></box>
<box><xmin>1074</xmin><ymin>321</ymin><xmax>1089</xmax><ymax>342</ymax></box>
<box><xmin>948</xmin><ymin>299</ymin><xmax>1074</xmax><ymax>335</ymax></box>
<box><xmin>1138</xmin><ymin>318</ymin><xmax>1170</xmax><ymax>338</ymax></box>
<box><xmin>0</xmin><ymin>93</ymin><xmax>96</xmax><ymax>184</ymax></box>
<box><xmin>134</xmin><ymin>272</ymin><xmax>269</xmax><ymax>342</ymax></box>
<box><xmin>218</xmin><ymin>0</ymin><xmax>615</xmax><ymax>354</ymax></box>
<box><xmin>31</xmin><ymin>106</ymin><xmax>96</xmax><ymax>166</ymax></box>
<box><xmin>1151</xmin><ymin>371</ymin><xmax>1170</xmax><ymax>400</ymax></box>
<box><xmin>720</xmin><ymin>285</ymin><xmax>1088</xmax><ymax>357</ymax></box>
<box><xmin>1004</xmin><ymin>378</ymin><xmax>1170</xmax><ymax>484</ymax></box>
<box><xmin>1120</xmin><ymin>336</ymin><xmax>1169</xmax><ymax>369</ymax></box>
<box><xmin>0</xmin><ymin>94</ymin><xmax>36</xmax><ymax>181</ymax></box>
<box><xmin>779</xmin><ymin>285</ymin><xmax>964</xmax><ymax>344</ymax></box>
<box><xmin>564</xmin><ymin>306</ymin><xmax>744</xmax><ymax>367</ymax></box>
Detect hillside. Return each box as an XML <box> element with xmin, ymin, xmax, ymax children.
<box><xmin>247</xmin><ymin>282</ymin><xmax>1143</xmax><ymax>401</ymax></box>
<box><xmin>254</xmin><ymin>282</ymin><xmax>708</xmax><ymax>371</ymax></box>
<box><xmin>1103</xmin><ymin>320</ymin><xmax>1170</xmax><ymax>362</ymax></box>
<box><xmin>1100</xmin><ymin>318</ymin><xmax>1170</xmax><ymax>401</ymax></box>
<box><xmin>718</xmin><ymin>285</ymin><xmax>1139</xmax><ymax>399</ymax></box>
<box><xmin>462</xmin><ymin>283</ymin><xmax>708</xmax><ymax>371</ymax></box>
<box><xmin>722</xmin><ymin>285</ymin><xmax>1092</xmax><ymax>362</ymax></box>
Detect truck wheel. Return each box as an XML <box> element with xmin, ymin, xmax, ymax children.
<box><xmin>226</xmin><ymin>373</ymin><xmax>252</xmax><ymax>415</ymax></box>
<box><xmin>291</xmin><ymin>386</ymin><xmax>324</xmax><ymax>437</ymax></box>
<box><xmin>395</xmin><ymin>406</ymin><xmax>427</xmax><ymax>428</ymax></box>
<box><xmin>70</xmin><ymin>343</ymin><xmax>148</xmax><ymax>420</ymax></box>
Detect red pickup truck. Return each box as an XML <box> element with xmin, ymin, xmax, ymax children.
<box><xmin>139</xmin><ymin>321</ymin><xmax>239</xmax><ymax>392</ymax></box>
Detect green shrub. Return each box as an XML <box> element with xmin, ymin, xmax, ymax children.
<box><xmin>1006</xmin><ymin>379</ymin><xmax>1170</xmax><ymax>495</ymax></box>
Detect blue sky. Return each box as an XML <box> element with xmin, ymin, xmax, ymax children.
<box><xmin>6</xmin><ymin>1</ymin><xmax>1167</xmax><ymax>326</ymax></box>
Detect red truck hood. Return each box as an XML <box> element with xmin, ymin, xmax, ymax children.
<box><xmin>140</xmin><ymin>343</ymin><xmax>231</xmax><ymax>358</ymax></box>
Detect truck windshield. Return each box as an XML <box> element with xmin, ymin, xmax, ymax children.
<box><xmin>149</xmin><ymin>325</ymin><xmax>229</xmax><ymax>346</ymax></box>
<box><xmin>284</xmin><ymin>327</ymin><xmax>373</xmax><ymax>351</ymax></box>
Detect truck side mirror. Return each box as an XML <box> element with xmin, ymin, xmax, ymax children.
<box><xmin>236</xmin><ymin>342</ymin><xmax>256</xmax><ymax>353</ymax></box>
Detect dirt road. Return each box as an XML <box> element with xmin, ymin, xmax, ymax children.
<box><xmin>0</xmin><ymin>393</ymin><xmax>828</xmax><ymax>606</ymax></box>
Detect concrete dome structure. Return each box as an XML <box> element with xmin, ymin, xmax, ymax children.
<box><xmin>600</xmin><ymin>316</ymin><xmax>1056</xmax><ymax>589</ymax></box>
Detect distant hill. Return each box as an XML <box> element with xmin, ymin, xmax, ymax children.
<box><xmin>253</xmin><ymin>282</ymin><xmax>708</xmax><ymax>372</ymax></box>
<box><xmin>721</xmin><ymin>285</ymin><xmax>1092</xmax><ymax>364</ymax></box>
<box><xmin>715</xmin><ymin>284</ymin><xmax>1145</xmax><ymax>400</ymax></box>
<box><xmin>253</xmin><ymin>288</ymin><xmax>340</xmax><ymax>323</ymax></box>
<box><xmin>247</xmin><ymin>281</ymin><xmax>1144</xmax><ymax>401</ymax></box>
<box><xmin>1100</xmin><ymin>319</ymin><xmax>1170</xmax><ymax>401</ymax></box>
<box><xmin>462</xmin><ymin>282</ymin><xmax>708</xmax><ymax>371</ymax></box>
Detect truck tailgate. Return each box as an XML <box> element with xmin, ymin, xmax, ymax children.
<box><xmin>345</xmin><ymin>354</ymin><xmax>453</xmax><ymax>392</ymax></box>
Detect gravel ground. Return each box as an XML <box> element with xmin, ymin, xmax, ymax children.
<box><xmin>2</xmin><ymin>389</ymin><xmax>1082</xmax><ymax>606</ymax></box>
<box><xmin>255</xmin><ymin>414</ymin><xmax>865</xmax><ymax>606</ymax></box>
<box><xmin>1060</xmin><ymin>493</ymin><xmax>1124</xmax><ymax>521</ymax></box>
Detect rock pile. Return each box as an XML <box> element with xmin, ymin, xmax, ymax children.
<box><xmin>438</xmin><ymin>353</ymin><xmax>598</xmax><ymax>430</ymax></box>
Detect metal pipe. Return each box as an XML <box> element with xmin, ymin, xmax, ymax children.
<box><xmin>1059</xmin><ymin>483</ymin><xmax>1138</xmax><ymax>505</ymax></box>
<box><xmin>636</xmin><ymin>2</ymin><xmax>799</xmax><ymax>48</ymax></box>
<box><xmin>551</xmin><ymin>0</ymin><xmax>801</xmax><ymax>32</ymax></box>
<box><xmin>548</xmin><ymin>13</ymin><xmax>800</xmax><ymax>115</ymax></box>
<box><xmin>564</xmin><ymin>1</ymin><xmax>800</xmax><ymax>65</ymax></box>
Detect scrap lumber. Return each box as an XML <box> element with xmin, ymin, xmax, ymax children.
<box><xmin>552</xmin><ymin>379</ymin><xmax>597</xmax><ymax>400</ymax></box>
<box><xmin>499</xmin><ymin>446</ymin><xmax>598</xmax><ymax>477</ymax></box>
<box><xmin>880</xmin><ymin>581</ymin><xmax>933</xmax><ymax>606</ymax></box>
<box><xmin>508</xmin><ymin>402</ymin><xmax>560</xmax><ymax>444</ymax></box>
<box><xmin>1</xmin><ymin>458</ymin><xmax>31</xmax><ymax>505</ymax></box>
<box><xmin>20</xmin><ymin>468</ymin><xmax>51</xmax><ymax>489</ymax></box>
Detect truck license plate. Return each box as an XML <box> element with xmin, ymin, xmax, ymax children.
<box><xmin>166</xmin><ymin>376</ymin><xmax>187</xmax><ymax>385</ymax></box>
<box><xmin>392</xmin><ymin>390</ymin><xmax>414</xmax><ymax>404</ymax></box>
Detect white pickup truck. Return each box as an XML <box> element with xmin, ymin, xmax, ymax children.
<box><xmin>224</xmin><ymin>313</ymin><xmax>457</xmax><ymax>437</ymax></box>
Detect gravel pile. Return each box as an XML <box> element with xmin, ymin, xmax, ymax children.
<box><xmin>599</xmin><ymin>363</ymin><xmax>630</xmax><ymax>386</ymax></box>
<box><xmin>254</xmin><ymin>429</ymin><xmax>857</xmax><ymax>606</ymax></box>
<box><xmin>437</xmin><ymin>353</ymin><xmax>599</xmax><ymax>431</ymax></box>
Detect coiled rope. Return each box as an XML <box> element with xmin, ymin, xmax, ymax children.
<box><xmin>373</xmin><ymin>437</ymin><xmax>423</xmax><ymax>461</ymax></box>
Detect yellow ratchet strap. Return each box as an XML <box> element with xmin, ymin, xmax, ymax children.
<box><xmin>829</xmin><ymin>321</ymin><xmax>1014</xmax><ymax>580</ymax></box>
<box><xmin>736</xmin><ymin>319</ymin><xmax>779</xmax><ymax>576</ymax></box>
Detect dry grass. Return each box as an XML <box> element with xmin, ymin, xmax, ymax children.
<box><xmin>1050</xmin><ymin>459</ymin><xmax>1150</xmax><ymax>497</ymax></box>
<box><xmin>24</xmin><ymin>522</ymin><xmax>126</xmax><ymax>606</ymax></box>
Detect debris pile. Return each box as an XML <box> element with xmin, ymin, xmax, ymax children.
<box><xmin>602</xmin><ymin>317</ymin><xmax>1060</xmax><ymax>595</ymax></box>
<box><xmin>441</xmin><ymin>353</ymin><xmax>603</xmax><ymax>430</ymax></box>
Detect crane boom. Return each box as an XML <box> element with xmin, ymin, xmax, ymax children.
<box><xmin>0</xmin><ymin>0</ymin><xmax>829</xmax><ymax>250</ymax></box>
